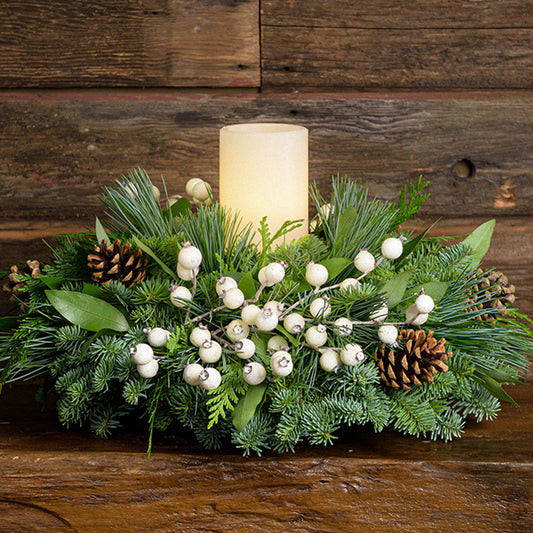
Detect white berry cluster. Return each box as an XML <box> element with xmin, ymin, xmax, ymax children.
<box><xmin>130</xmin><ymin>327</ymin><xmax>170</xmax><ymax>378</ymax></box>
<box><xmin>169</xmin><ymin>242</ymin><xmax>204</xmax><ymax>305</ymax></box>
<box><xmin>405</xmin><ymin>291</ymin><xmax>435</xmax><ymax>326</ymax></box>
<box><xmin>185</xmin><ymin>177</ymin><xmax>212</xmax><ymax>204</ymax></box>
<box><xmin>133</xmin><ymin>231</ymin><xmax>433</xmax><ymax>392</ymax></box>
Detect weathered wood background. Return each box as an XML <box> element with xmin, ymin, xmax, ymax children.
<box><xmin>0</xmin><ymin>1</ymin><xmax>531</xmax><ymax>530</ymax></box>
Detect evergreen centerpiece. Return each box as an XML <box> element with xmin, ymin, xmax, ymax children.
<box><xmin>1</xmin><ymin>169</ymin><xmax>531</xmax><ymax>456</ymax></box>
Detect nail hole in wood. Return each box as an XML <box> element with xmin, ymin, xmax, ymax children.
<box><xmin>452</xmin><ymin>159</ymin><xmax>476</xmax><ymax>179</ymax></box>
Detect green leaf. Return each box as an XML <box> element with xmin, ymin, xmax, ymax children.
<box><xmin>485</xmin><ymin>368</ymin><xmax>521</xmax><ymax>385</ymax></box>
<box><xmin>0</xmin><ymin>316</ymin><xmax>19</xmax><ymax>330</ymax></box>
<box><xmin>275</xmin><ymin>324</ymin><xmax>299</xmax><ymax>347</ymax></box>
<box><xmin>321</xmin><ymin>257</ymin><xmax>352</xmax><ymax>281</ymax></box>
<box><xmin>232</xmin><ymin>382</ymin><xmax>268</xmax><ymax>432</ymax></box>
<box><xmin>251</xmin><ymin>332</ymin><xmax>268</xmax><ymax>358</ymax></box>
<box><xmin>476</xmin><ymin>372</ymin><xmax>518</xmax><ymax>405</ymax></box>
<box><xmin>398</xmin><ymin>220</ymin><xmax>440</xmax><ymax>264</ymax></box>
<box><xmin>38</xmin><ymin>275</ymin><xmax>63</xmax><ymax>290</ymax></box>
<box><xmin>238</xmin><ymin>272</ymin><xmax>257</xmax><ymax>300</ymax></box>
<box><xmin>82</xmin><ymin>283</ymin><xmax>106</xmax><ymax>297</ymax></box>
<box><xmin>45</xmin><ymin>290</ymin><xmax>130</xmax><ymax>332</ymax></box>
<box><xmin>411</xmin><ymin>281</ymin><xmax>450</xmax><ymax>304</ymax></box>
<box><xmin>95</xmin><ymin>216</ymin><xmax>109</xmax><ymax>244</ymax></box>
<box><xmin>462</xmin><ymin>219</ymin><xmax>495</xmax><ymax>268</ymax></box>
<box><xmin>382</xmin><ymin>270</ymin><xmax>412</xmax><ymax>308</ymax></box>
<box><xmin>169</xmin><ymin>197</ymin><xmax>191</xmax><ymax>218</ymax></box>
<box><xmin>131</xmin><ymin>235</ymin><xmax>176</xmax><ymax>279</ymax></box>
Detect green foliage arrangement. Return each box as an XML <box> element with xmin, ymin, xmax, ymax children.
<box><xmin>1</xmin><ymin>169</ymin><xmax>531</xmax><ymax>456</ymax></box>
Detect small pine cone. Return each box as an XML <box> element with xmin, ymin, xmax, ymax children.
<box><xmin>87</xmin><ymin>239</ymin><xmax>147</xmax><ymax>287</ymax></box>
<box><xmin>376</xmin><ymin>329</ymin><xmax>453</xmax><ymax>390</ymax></box>
<box><xmin>2</xmin><ymin>260</ymin><xmax>41</xmax><ymax>305</ymax></box>
<box><xmin>466</xmin><ymin>268</ymin><xmax>516</xmax><ymax>322</ymax></box>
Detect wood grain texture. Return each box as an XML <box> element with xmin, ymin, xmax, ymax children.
<box><xmin>262</xmin><ymin>0</ymin><xmax>533</xmax><ymax>29</ymax></box>
<box><xmin>0</xmin><ymin>92</ymin><xmax>531</xmax><ymax>221</ymax></box>
<box><xmin>0</xmin><ymin>0</ymin><xmax>259</xmax><ymax>88</ymax></box>
<box><xmin>262</xmin><ymin>26</ymin><xmax>533</xmax><ymax>89</ymax></box>
<box><xmin>0</xmin><ymin>382</ymin><xmax>531</xmax><ymax>532</ymax></box>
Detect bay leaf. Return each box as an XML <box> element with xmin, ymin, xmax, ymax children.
<box><xmin>232</xmin><ymin>382</ymin><xmax>268</xmax><ymax>432</ymax></box>
<box><xmin>45</xmin><ymin>290</ymin><xmax>130</xmax><ymax>332</ymax></box>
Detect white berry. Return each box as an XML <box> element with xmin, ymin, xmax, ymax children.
<box><xmin>170</xmin><ymin>285</ymin><xmax>193</xmax><ymax>307</ymax></box>
<box><xmin>177</xmin><ymin>263</ymin><xmax>198</xmax><ymax>281</ymax></box>
<box><xmin>378</xmin><ymin>325</ymin><xmax>398</xmax><ymax>344</ymax></box>
<box><xmin>304</xmin><ymin>324</ymin><xmax>328</xmax><ymax>348</ymax></box>
<box><xmin>241</xmin><ymin>304</ymin><xmax>261</xmax><ymax>326</ymax></box>
<box><xmin>178</xmin><ymin>243</ymin><xmax>202</xmax><ymax>270</ymax></box>
<box><xmin>305</xmin><ymin>262</ymin><xmax>329</xmax><ymax>287</ymax></box>
<box><xmin>146</xmin><ymin>327</ymin><xmax>171</xmax><ymax>348</ymax></box>
<box><xmin>258</xmin><ymin>266</ymin><xmax>269</xmax><ymax>286</ymax></box>
<box><xmin>354</xmin><ymin>250</ymin><xmax>375</xmax><ymax>273</ymax></box>
<box><xmin>264</xmin><ymin>262</ymin><xmax>286</xmax><ymax>285</ymax></box>
<box><xmin>216</xmin><ymin>276</ymin><xmax>238</xmax><ymax>296</ymax></box>
<box><xmin>242</xmin><ymin>362</ymin><xmax>267</xmax><ymax>385</ymax></box>
<box><xmin>225</xmin><ymin>319</ymin><xmax>249</xmax><ymax>342</ymax></box>
<box><xmin>339</xmin><ymin>278</ymin><xmax>361</xmax><ymax>294</ymax></box>
<box><xmin>185</xmin><ymin>178</ymin><xmax>204</xmax><ymax>197</ymax></box>
<box><xmin>283</xmin><ymin>313</ymin><xmax>305</xmax><ymax>334</ymax></box>
<box><xmin>370</xmin><ymin>303</ymin><xmax>388</xmax><ymax>322</ymax></box>
<box><xmin>255</xmin><ymin>308</ymin><xmax>279</xmax><ymax>331</ymax></box>
<box><xmin>223</xmin><ymin>287</ymin><xmax>245</xmax><ymax>309</ymax></box>
<box><xmin>334</xmin><ymin>317</ymin><xmax>353</xmax><ymax>336</ymax></box>
<box><xmin>151</xmin><ymin>185</ymin><xmax>161</xmax><ymax>201</ymax></box>
<box><xmin>381</xmin><ymin>237</ymin><xmax>403</xmax><ymax>260</ymax></box>
<box><xmin>183</xmin><ymin>363</ymin><xmax>204</xmax><ymax>386</ymax></box>
<box><xmin>189</xmin><ymin>324</ymin><xmax>211</xmax><ymax>347</ymax></box>
<box><xmin>415</xmin><ymin>293</ymin><xmax>435</xmax><ymax>314</ymax></box>
<box><xmin>267</xmin><ymin>335</ymin><xmax>288</xmax><ymax>353</ymax></box>
<box><xmin>340</xmin><ymin>343</ymin><xmax>366</xmax><ymax>366</ymax></box>
<box><xmin>406</xmin><ymin>304</ymin><xmax>429</xmax><ymax>325</ymax></box>
<box><xmin>130</xmin><ymin>343</ymin><xmax>154</xmax><ymax>365</ymax></box>
<box><xmin>319</xmin><ymin>349</ymin><xmax>341</xmax><ymax>372</ymax></box>
<box><xmin>199</xmin><ymin>367</ymin><xmax>222</xmax><ymax>390</ymax></box>
<box><xmin>192</xmin><ymin>180</ymin><xmax>211</xmax><ymax>202</ymax></box>
<box><xmin>263</xmin><ymin>300</ymin><xmax>284</xmax><ymax>317</ymax></box>
<box><xmin>270</xmin><ymin>351</ymin><xmax>293</xmax><ymax>377</ymax></box>
<box><xmin>199</xmin><ymin>340</ymin><xmax>222</xmax><ymax>363</ymax></box>
<box><xmin>309</xmin><ymin>297</ymin><xmax>331</xmax><ymax>319</ymax></box>
<box><xmin>234</xmin><ymin>338</ymin><xmax>256</xmax><ymax>359</ymax></box>
<box><xmin>137</xmin><ymin>359</ymin><xmax>159</xmax><ymax>378</ymax></box>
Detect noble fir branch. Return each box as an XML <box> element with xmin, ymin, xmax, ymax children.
<box><xmin>231</xmin><ymin>412</ymin><xmax>275</xmax><ymax>456</ymax></box>
<box><xmin>300</xmin><ymin>402</ymin><xmax>340</xmax><ymax>446</ymax></box>
<box><xmin>430</xmin><ymin>407</ymin><xmax>465</xmax><ymax>442</ymax></box>
<box><xmin>388</xmin><ymin>389</ymin><xmax>437</xmax><ymax>437</ymax></box>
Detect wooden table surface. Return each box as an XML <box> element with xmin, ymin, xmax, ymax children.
<box><xmin>0</xmin><ymin>381</ymin><xmax>531</xmax><ymax>533</ymax></box>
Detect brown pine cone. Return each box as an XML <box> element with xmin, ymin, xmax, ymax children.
<box><xmin>376</xmin><ymin>329</ymin><xmax>453</xmax><ymax>390</ymax></box>
<box><xmin>87</xmin><ymin>239</ymin><xmax>147</xmax><ymax>287</ymax></box>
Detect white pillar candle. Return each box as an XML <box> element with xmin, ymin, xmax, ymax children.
<box><xmin>219</xmin><ymin>123</ymin><xmax>308</xmax><ymax>244</ymax></box>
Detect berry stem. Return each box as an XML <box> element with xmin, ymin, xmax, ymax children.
<box><xmin>183</xmin><ymin>271</ymin><xmax>198</xmax><ymax>327</ymax></box>
<box><xmin>190</xmin><ymin>303</ymin><xmax>227</xmax><ymax>324</ymax></box>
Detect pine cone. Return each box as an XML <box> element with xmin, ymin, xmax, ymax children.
<box><xmin>466</xmin><ymin>268</ymin><xmax>516</xmax><ymax>322</ymax></box>
<box><xmin>376</xmin><ymin>329</ymin><xmax>453</xmax><ymax>390</ymax></box>
<box><xmin>87</xmin><ymin>239</ymin><xmax>147</xmax><ymax>287</ymax></box>
<box><xmin>2</xmin><ymin>260</ymin><xmax>41</xmax><ymax>305</ymax></box>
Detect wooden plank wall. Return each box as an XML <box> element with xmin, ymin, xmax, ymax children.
<box><xmin>0</xmin><ymin>0</ymin><xmax>532</xmax><ymax>328</ymax></box>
